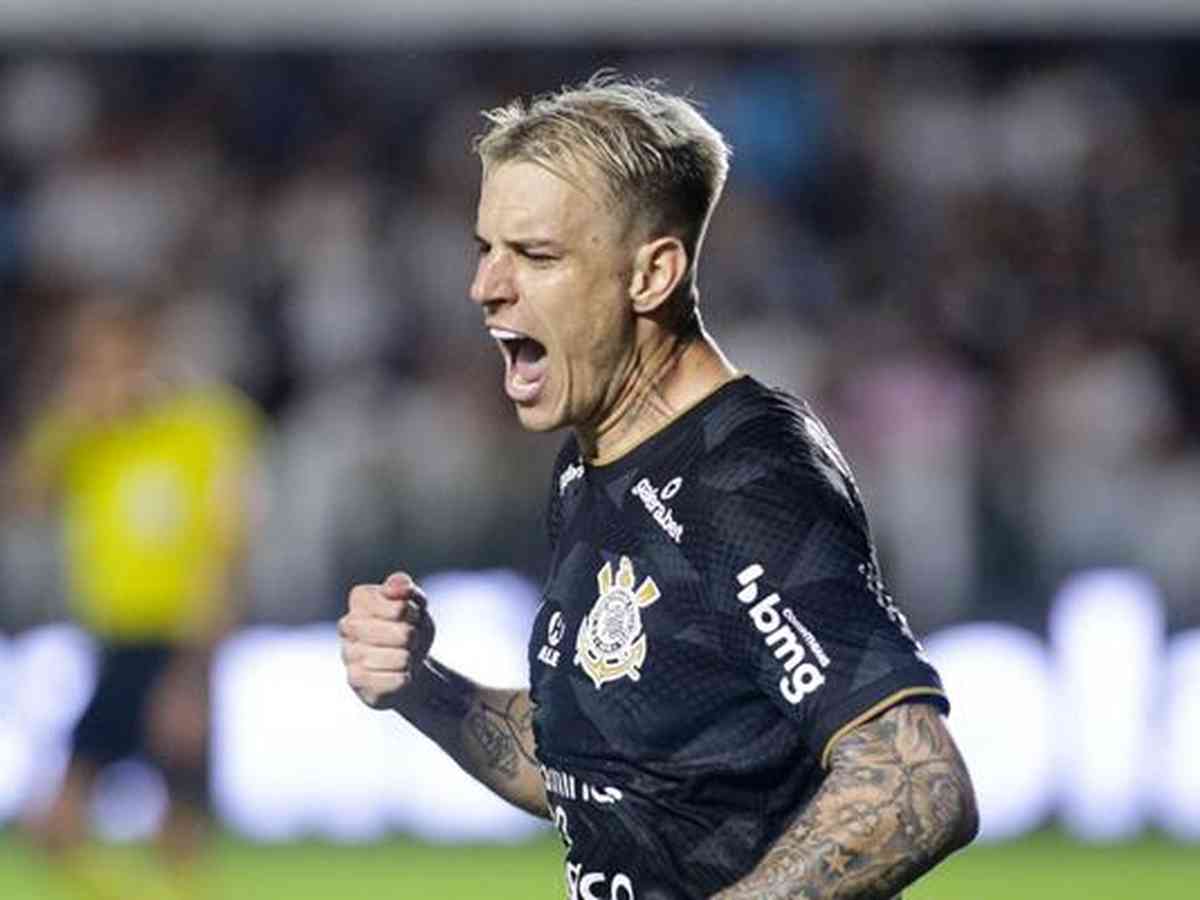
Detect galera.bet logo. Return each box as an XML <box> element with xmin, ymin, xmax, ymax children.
<box><xmin>575</xmin><ymin>556</ymin><xmax>660</xmax><ymax>689</ymax></box>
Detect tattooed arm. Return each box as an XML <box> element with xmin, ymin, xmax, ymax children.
<box><xmin>712</xmin><ymin>701</ymin><xmax>978</xmax><ymax>900</ymax></box>
<box><xmin>394</xmin><ymin>660</ymin><xmax>548</xmax><ymax>818</ymax></box>
<box><xmin>339</xmin><ymin>573</ymin><xmax>548</xmax><ymax>819</ymax></box>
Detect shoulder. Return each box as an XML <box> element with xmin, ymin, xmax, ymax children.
<box><xmin>151</xmin><ymin>382</ymin><xmax>265</xmax><ymax>461</ymax></box>
<box><xmin>167</xmin><ymin>382</ymin><xmax>263</xmax><ymax>433</ymax></box>
<box><xmin>699</xmin><ymin>378</ymin><xmax>861</xmax><ymax>522</ymax></box>
<box><xmin>680</xmin><ymin>379</ymin><xmax>876</xmax><ymax>586</ymax></box>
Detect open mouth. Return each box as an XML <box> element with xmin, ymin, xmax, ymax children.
<box><xmin>489</xmin><ymin>327</ymin><xmax>549</xmax><ymax>403</ymax></box>
<box><xmin>490</xmin><ymin>327</ymin><xmax>545</xmax><ymax>366</ymax></box>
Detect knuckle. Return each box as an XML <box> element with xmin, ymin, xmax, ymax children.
<box><xmin>374</xmin><ymin>620</ymin><xmax>403</xmax><ymax>644</ymax></box>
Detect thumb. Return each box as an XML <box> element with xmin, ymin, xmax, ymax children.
<box><xmin>380</xmin><ymin>571</ymin><xmax>414</xmax><ymax>600</ymax></box>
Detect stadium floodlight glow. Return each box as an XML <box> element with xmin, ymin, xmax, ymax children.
<box><xmin>0</xmin><ymin>721</ymin><xmax>32</xmax><ymax>824</ymax></box>
<box><xmin>0</xmin><ymin>626</ymin><xmax>95</xmax><ymax>821</ymax></box>
<box><xmin>2</xmin><ymin>566</ymin><xmax>1199</xmax><ymax>845</ymax></box>
<box><xmin>1050</xmin><ymin>570</ymin><xmax>1163</xmax><ymax>841</ymax></box>
<box><xmin>0</xmin><ymin>634</ymin><xmax>31</xmax><ymax>822</ymax></box>
<box><xmin>923</xmin><ymin>624</ymin><xmax>1055</xmax><ymax>842</ymax></box>
<box><xmin>1159</xmin><ymin>630</ymin><xmax>1200</xmax><ymax>841</ymax></box>
<box><xmin>10</xmin><ymin>624</ymin><xmax>97</xmax><ymax>735</ymax></box>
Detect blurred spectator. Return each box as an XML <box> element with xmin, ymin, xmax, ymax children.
<box><xmin>0</xmin><ymin>42</ymin><xmax>1198</xmax><ymax>641</ymax></box>
<box><xmin>825</xmin><ymin>318</ymin><xmax>985</xmax><ymax>630</ymax></box>
<box><xmin>4</xmin><ymin>296</ymin><xmax>262</xmax><ymax>900</ymax></box>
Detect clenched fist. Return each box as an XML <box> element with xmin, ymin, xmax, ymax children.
<box><xmin>339</xmin><ymin>572</ymin><xmax>435</xmax><ymax>709</ymax></box>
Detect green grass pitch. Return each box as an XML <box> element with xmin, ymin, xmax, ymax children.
<box><xmin>0</xmin><ymin>829</ymin><xmax>1195</xmax><ymax>898</ymax></box>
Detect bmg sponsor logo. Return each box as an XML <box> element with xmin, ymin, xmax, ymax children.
<box><xmin>736</xmin><ymin>563</ymin><xmax>830</xmax><ymax>706</ymax></box>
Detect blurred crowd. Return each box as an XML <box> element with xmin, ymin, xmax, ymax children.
<box><xmin>1</xmin><ymin>42</ymin><xmax>1197</xmax><ymax>635</ymax></box>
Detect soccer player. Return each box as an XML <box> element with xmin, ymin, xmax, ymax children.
<box><xmin>10</xmin><ymin>298</ymin><xmax>261</xmax><ymax>900</ymax></box>
<box><xmin>339</xmin><ymin>74</ymin><xmax>978</xmax><ymax>899</ymax></box>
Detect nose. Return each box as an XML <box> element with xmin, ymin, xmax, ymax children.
<box><xmin>469</xmin><ymin>247</ymin><xmax>515</xmax><ymax>309</ymax></box>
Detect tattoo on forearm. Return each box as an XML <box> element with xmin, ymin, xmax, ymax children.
<box><xmin>468</xmin><ymin>692</ymin><xmax>538</xmax><ymax>780</ymax></box>
<box><xmin>466</xmin><ymin>708</ymin><xmax>520</xmax><ymax>777</ymax></box>
<box><xmin>715</xmin><ymin>702</ymin><xmax>977</xmax><ymax>900</ymax></box>
<box><xmin>419</xmin><ymin>662</ymin><xmax>537</xmax><ymax>782</ymax></box>
<box><xmin>421</xmin><ymin>660</ymin><xmax>474</xmax><ymax>718</ymax></box>
<box><xmin>501</xmin><ymin>690</ymin><xmax>540</xmax><ymax>768</ymax></box>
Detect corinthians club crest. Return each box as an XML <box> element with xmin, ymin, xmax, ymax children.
<box><xmin>575</xmin><ymin>556</ymin><xmax>660</xmax><ymax>689</ymax></box>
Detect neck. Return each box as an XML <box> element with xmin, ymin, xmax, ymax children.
<box><xmin>578</xmin><ymin>326</ymin><xmax>738</xmax><ymax>465</ymax></box>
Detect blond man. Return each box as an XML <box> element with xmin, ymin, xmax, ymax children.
<box><xmin>340</xmin><ymin>75</ymin><xmax>977</xmax><ymax>899</ymax></box>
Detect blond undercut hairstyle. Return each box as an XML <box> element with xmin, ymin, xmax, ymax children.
<box><xmin>475</xmin><ymin>73</ymin><xmax>732</xmax><ymax>322</ymax></box>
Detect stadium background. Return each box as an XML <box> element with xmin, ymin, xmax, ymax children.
<box><xmin>1</xmin><ymin>1</ymin><xmax>1199</xmax><ymax>896</ymax></box>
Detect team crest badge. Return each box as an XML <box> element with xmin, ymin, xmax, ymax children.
<box><xmin>575</xmin><ymin>556</ymin><xmax>660</xmax><ymax>689</ymax></box>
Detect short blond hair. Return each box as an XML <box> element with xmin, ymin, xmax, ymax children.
<box><xmin>476</xmin><ymin>72</ymin><xmax>731</xmax><ymax>299</ymax></box>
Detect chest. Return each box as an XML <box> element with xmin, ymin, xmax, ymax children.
<box><xmin>529</xmin><ymin>476</ymin><xmax>743</xmax><ymax>760</ymax></box>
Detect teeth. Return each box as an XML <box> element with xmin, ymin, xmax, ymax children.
<box><xmin>489</xmin><ymin>327</ymin><xmax>525</xmax><ymax>341</ymax></box>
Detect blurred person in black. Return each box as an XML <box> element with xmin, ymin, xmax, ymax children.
<box><xmin>338</xmin><ymin>74</ymin><xmax>977</xmax><ymax>899</ymax></box>
<box><xmin>8</xmin><ymin>297</ymin><xmax>262</xmax><ymax>900</ymax></box>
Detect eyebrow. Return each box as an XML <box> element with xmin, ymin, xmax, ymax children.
<box><xmin>474</xmin><ymin>233</ymin><xmax>564</xmax><ymax>252</ymax></box>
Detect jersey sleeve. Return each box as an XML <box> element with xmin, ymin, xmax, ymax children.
<box><xmin>698</xmin><ymin>429</ymin><xmax>949</xmax><ymax>768</ymax></box>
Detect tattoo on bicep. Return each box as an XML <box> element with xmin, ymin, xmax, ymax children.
<box><xmin>716</xmin><ymin>702</ymin><xmax>975</xmax><ymax>900</ymax></box>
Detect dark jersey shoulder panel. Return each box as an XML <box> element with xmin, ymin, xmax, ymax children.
<box><xmin>687</xmin><ymin>380</ymin><xmax>948</xmax><ymax>766</ymax></box>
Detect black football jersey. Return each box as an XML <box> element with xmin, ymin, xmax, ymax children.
<box><xmin>528</xmin><ymin>375</ymin><xmax>949</xmax><ymax>900</ymax></box>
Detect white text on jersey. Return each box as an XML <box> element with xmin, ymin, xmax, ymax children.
<box><xmin>630</xmin><ymin>477</ymin><xmax>684</xmax><ymax>544</ymax></box>
<box><xmin>537</xmin><ymin>609</ymin><xmax>565</xmax><ymax>668</ymax></box>
<box><xmin>566</xmin><ymin>862</ymin><xmax>636</xmax><ymax>900</ymax></box>
<box><xmin>736</xmin><ymin>563</ymin><xmax>830</xmax><ymax>705</ymax></box>
<box><xmin>541</xmin><ymin>765</ymin><xmax>624</xmax><ymax>805</ymax></box>
<box><xmin>559</xmin><ymin>459</ymin><xmax>585</xmax><ymax>495</ymax></box>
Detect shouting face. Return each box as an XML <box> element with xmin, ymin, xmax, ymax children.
<box><xmin>470</xmin><ymin>159</ymin><xmax>638</xmax><ymax>435</ymax></box>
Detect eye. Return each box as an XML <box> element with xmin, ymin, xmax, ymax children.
<box><xmin>519</xmin><ymin>247</ymin><xmax>558</xmax><ymax>264</ymax></box>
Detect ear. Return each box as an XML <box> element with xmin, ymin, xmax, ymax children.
<box><xmin>628</xmin><ymin>236</ymin><xmax>689</xmax><ymax>315</ymax></box>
